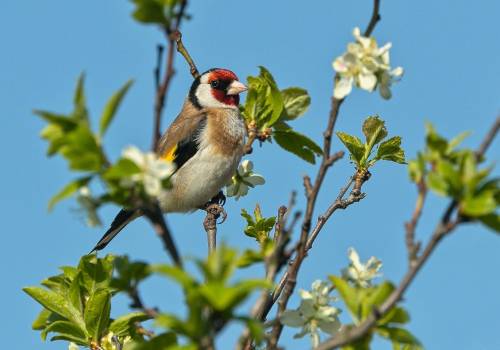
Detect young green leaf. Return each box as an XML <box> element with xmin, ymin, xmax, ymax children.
<box><xmin>478</xmin><ymin>214</ymin><xmax>500</xmax><ymax>233</ymax></box>
<box><xmin>100</xmin><ymin>79</ymin><xmax>134</xmax><ymax>137</ymax></box>
<box><xmin>461</xmin><ymin>190</ymin><xmax>498</xmax><ymax>216</ymax></box>
<box><xmin>104</xmin><ymin>158</ymin><xmax>141</xmax><ymax>180</ymax></box>
<box><xmin>278</xmin><ymin>87</ymin><xmax>311</xmax><ymax>121</ymax></box>
<box><xmin>84</xmin><ymin>290</ymin><xmax>111</xmax><ymax>341</ymax></box>
<box><xmin>335</xmin><ymin>132</ymin><xmax>365</xmax><ymax>166</ymax></box>
<box><xmin>41</xmin><ymin>320</ymin><xmax>89</xmax><ymax>345</ymax></box>
<box><xmin>362</xmin><ymin>116</ymin><xmax>387</xmax><ymax>146</ymax></box>
<box><xmin>109</xmin><ymin>312</ymin><xmax>150</xmax><ymax>337</ymax></box>
<box><xmin>329</xmin><ymin>276</ymin><xmax>359</xmax><ymax>323</ymax></box>
<box><xmin>373</xmin><ymin>136</ymin><xmax>405</xmax><ymax>164</ymax></box>
<box><xmin>273</xmin><ymin>125</ymin><xmax>323</xmax><ymax>164</ymax></box>
<box><xmin>130</xmin><ymin>0</ymin><xmax>169</xmax><ymax>24</ymax></box>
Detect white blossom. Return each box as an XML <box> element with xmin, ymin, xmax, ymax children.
<box><xmin>68</xmin><ymin>343</ymin><xmax>79</xmax><ymax>350</ymax></box>
<box><xmin>120</xmin><ymin>145</ymin><xmax>175</xmax><ymax>197</ymax></box>
<box><xmin>333</xmin><ymin>27</ymin><xmax>404</xmax><ymax>99</ymax></box>
<box><xmin>225</xmin><ymin>160</ymin><xmax>265</xmax><ymax>200</ymax></box>
<box><xmin>280</xmin><ymin>280</ymin><xmax>341</xmax><ymax>348</ymax></box>
<box><xmin>341</xmin><ymin>247</ymin><xmax>383</xmax><ymax>288</ymax></box>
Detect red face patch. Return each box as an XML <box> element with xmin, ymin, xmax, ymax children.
<box><xmin>209</xmin><ymin>69</ymin><xmax>240</xmax><ymax>106</ymax></box>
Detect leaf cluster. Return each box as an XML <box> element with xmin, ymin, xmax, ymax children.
<box><xmin>336</xmin><ymin>115</ymin><xmax>405</xmax><ymax>169</ymax></box>
<box><xmin>329</xmin><ymin>276</ymin><xmax>422</xmax><ymax>350</ymax></box>
<box><xmin>23</xmin><ymin>254</ymin><xmax>150</xmax><ymax>348</ymax></box>
<box><xmin>146</xmin><ymin>244</ymin><xmax>271</xmax><ymax>348</ymax></box>
<box><xmin>237</xmin><ymin>205</ymin><xmax>277</xmax><ymax>267</ymax></box>
<box><xmin>409</xmin><ymin>122</ymin><xmax>500</xmax><ymax>233</ymax></box>
<box><xmin>240</xmin><ymin>66</ymin><xmax>323</xmax><ymax>164</ymax></box>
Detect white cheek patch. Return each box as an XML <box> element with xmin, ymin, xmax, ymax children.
<box><xmin>195</xmin><ymin>83</ymin><xmax>230</xmax><ymax>109</ymax></box>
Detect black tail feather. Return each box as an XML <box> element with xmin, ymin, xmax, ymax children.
<box><xmin>90</xmin><ymin>209</ymin><xmax>139</xmax><ymax>253</ymax></box>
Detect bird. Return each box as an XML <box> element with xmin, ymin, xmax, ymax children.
<box><xmin>91</xmin><ymin>68</ymin><xmax>249</xmax><ymax>252</ymax></box>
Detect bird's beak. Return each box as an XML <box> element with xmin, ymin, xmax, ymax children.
<box><xmin>226</xmin><ymin>80</ymin><xmax>249</xmax><ymax>95</ymax></box>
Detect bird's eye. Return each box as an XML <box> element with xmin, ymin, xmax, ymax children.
<box><xmin>210</xmin><ymin>80</ymin><xmax>220</xmax><ymax>88</ymax></box>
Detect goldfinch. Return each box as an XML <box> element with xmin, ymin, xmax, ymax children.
<box><xmin>91</xmin><ymin>68</ymin><xmax>248</xmax><ymax>251</ymax></box>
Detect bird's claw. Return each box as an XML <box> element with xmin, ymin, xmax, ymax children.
<box><xmin>201</xmin><ymin>203</ymin><xmax>227</xmax><ymax>225</ymax></box>
<box><xmin>209</xmin><ymin>191</ymin><xmax>226</xmax><ymax>206</ymax></box>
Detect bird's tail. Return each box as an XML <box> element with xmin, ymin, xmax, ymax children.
<box><xmin>90</xmin><ymin>209</ymin><xmax>142</xmax><ymax>253</ymax></box>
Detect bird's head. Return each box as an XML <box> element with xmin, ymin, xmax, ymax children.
<box><xmin>189</xmin><ymin>68</ymin><xmax>249</xmax><ymax>110</ymax></box>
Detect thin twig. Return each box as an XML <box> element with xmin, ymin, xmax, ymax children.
<box><xmin>364</xmin><ymin>0</ymin><xmax>381</xmax><ymax>37</ymax></box>
<box><xmin>173</xmin><ymin>30</ymin><xmax>199</xmax><ymax>79</ymax></box>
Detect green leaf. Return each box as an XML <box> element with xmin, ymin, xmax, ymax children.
<box><xmin>273</xmin><ymin>124</ymin><xmax>322</xmax><ymax>164</ymax></box>
<box><xmin>236</xmin><ymin>249</ymin><xmax>264</xmax><ymax>267</ymax></box>
<box><xmin>362</xmin><ymin>116</ymin><xmax>387</xmax><ymax>146</ymax></box>
<box><xmin>41</xmin><ymin>320</ymin><xmax>88</xmax><ymax>345</ymax></box>
<box><xmin>123</xmin><ymin>332</ymin><xmax>178</xmax><ymax>350</ymax></box>
<box><xmin>361</xmin><ymin>281</ymin><xmax>395</xmax><ymax>320</ymax></box>
<box><xmin>84</xmin><ymin>290</ymin><xmax>111</xmax><ymax>341</ymax></box>
<box><xmin>376</xmin><ymin>326</ymin><xmax>422</xmax><ymax>347</ymax></box>
<box><xmin>427</xmin><ymin>172</ymin><xmax>449</xmax><ymax>196</ymax></box>
<box><xmin>374</xmin><ymin>136</ymin><xmax>405</xmax><ymax>164</ymax></box>
<box><xmin>78</xmin><ymin>254</ymin><xmax>114</xmax><ymax>294</ymax></box>
<box><xmin>109</xmin><ymin>312</ymin><xmax>150</xmax><ymax>337</ymax></box>
<box><xmin>438</xmin><ymin>161</ymin><xmax>464</xmax><ymax>197</ymax></box>
<box><xmin>244</xmin><ymin>66</ymin><xmax>284</xmax><ymax>127</ymax></box>
<box><xmin>278</xmin><ymin>87</ymin><xmax>311</xmax><ymax>121</ymax></box>
<box><xmin>425</xmin><ymin>121</ymin><xmax>448</xmax><ymax>155</ymax></box>
<box><xmin>23</xmin><ymin>286</ymin><xmax>71</xmax><ymax>320</ymax></box>
<box><xmin>378</xmin><ymin>307</ymin><xmax>410</xmax><ymax>326</ymax></box>
<box><xmin>200</xmin><ymin>280</ymin><xmax>271</xmax><ymax>311</ymax></box>
<box><xmin>478</xmin><ymin>214</ymin><xmax>500</xmax><ymax>233</ymax></box>
<box><xmin>100</xmin><ymin>79</ymin><xmax>134</xmax><ymax>136</ymax></box>
<box><xmin>31</xmin><ymin>308</ymin><xmax>65</xmax><ymax>330</ymax></box>
<box><xmin>461</xmin><ymin>190</ymin><xmax>498</xmax><ymax>216</ymax></box>
<box><xmin>68</xmin><ymin>272</ymin><xmax>83</xmax><ymax>316</ymax></box>
<box><xmin>48</xmin><ymin>176</ymin><xmax>92</xmax><ymax>211</ymax></box>
<box><xmin>73</xmin><ymin>73</ymin><xmax>90</xmax><ymax>127</ymax></box>
<box><xmin>446</xmin><ymin>131</ymin><xmax>472</xmax><ymax>154</ymax></box>
<box><xmin>104</xmin><ymin>158</ymin><xmax>141</xmax><ymax>179</ymax></box>
<box><xmin>336</xmin><ymin>132</ymin><xmax>365</xmax><ymax>166</ymax></box>
<box><xmin>130</xmin><ymin>0</ymin><xmax>168</xmax><ymax>24</ymax></box>
<box><xmin>329</xmin><ymin>276</ymin><xmax>359</xmax><ymax>323</ymax></box>
<box><xmin>59</xmin><ymin>125</ymin><xmax>104</xmax><ymax>171</ymax></box>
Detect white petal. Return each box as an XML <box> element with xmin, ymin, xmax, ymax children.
<box><xmin>318</xmin><ymin>317</ymin><xmax>341</xmax><ymax>336</ymax></box>
<box><xmin>332</xmin><ymin>56</ymin><xmax>348</xmax><ymax>73</ymax></box>
<box><xmin>299</xmin><ymin>289</ymin><xmax>314</xmax><ymax>300</ymax></box>
<box><xmin>312</xmin><ymin>280</ymin><xmax>329</xmax><ymax>298</ymax></box>
<box><xmin>299</xmin><ymin>299</ymin><xmax>315</xmax><ymax>318</ymax></box>
<box><xmin>390</xmin><ymin>66</ymin><xmax>404</xmax><ymax>76</ymax></box>
<box><xmin>358</xmin><ymin>72</ymin><xmax>377</xmax><ymax>91</ymax></box>
<box><xmin>374</xmin><ymin>42</ymin><xmax>392</xmax><ymax>57</ymax></box>
<box><xmin>348</xmin><ymin>248</ymin><xmax>363</xmax><ymax>271</ymax></box>
<box><xmin>240</xmin><ymin>159</ymin><xmax>253</xmax><ymax>173</ymax></box>
<box><xmin>122</xmin><ymin>145</ymin><xmax>145</xmax><ymax>167</ymax></box>
<box><xmin>154</xmin><ymin>160</ymin><xmax>176</xmax><ymax>178</ymax></box>
<box><xmin>280</xmin><ymin>310</ymin><xmax>304</xmax><ymax>328</ymax></box>
<box><xmin>333</xmin><ymin>77</ymin><xmax>353</xmax><ymax>99</ymax></box>
<box><xmin>144</xmin><ymin>175</ymin><xmax>162</xmax><ymax>196</ymax></box>
<box><xmin>245</xmin><ymin>174</ymin><xmax>265</xmax><ymax>186</ymax></box>
<box><xmin>235</xmin><ymin>183</ymin><xmax>248</xmax><ymax>200</ymax></box>
<box><xmin>69</xmin><ymin>343</ymin><xmax>80</xmax><ymax>350</ymax></box>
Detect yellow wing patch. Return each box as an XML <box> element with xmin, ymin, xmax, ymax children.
<box><xmin>161</xmin><ymin>144</ymin><xmax>178</xmax><ymax>162</ymax></box>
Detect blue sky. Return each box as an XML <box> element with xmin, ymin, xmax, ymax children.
<box><xmin>2</xmin><ymin>1</ymin><xmax>500</xmax><ymax>349</ymax></box>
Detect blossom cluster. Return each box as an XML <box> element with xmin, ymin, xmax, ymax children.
<box><xmin>333</xmin><ymin>27</ymin><xmax>403</xmax><ymax>100</ymax></box>
<box><xmin>280</xmin><ymin>280</ymin><xmax>341</xmax><ymax>348</ymax></box>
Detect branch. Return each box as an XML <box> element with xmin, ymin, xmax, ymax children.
<box><xmin>142</xmin><ymin>203</ymin><xmax>182</xmax><ymax>268</ymax></box>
